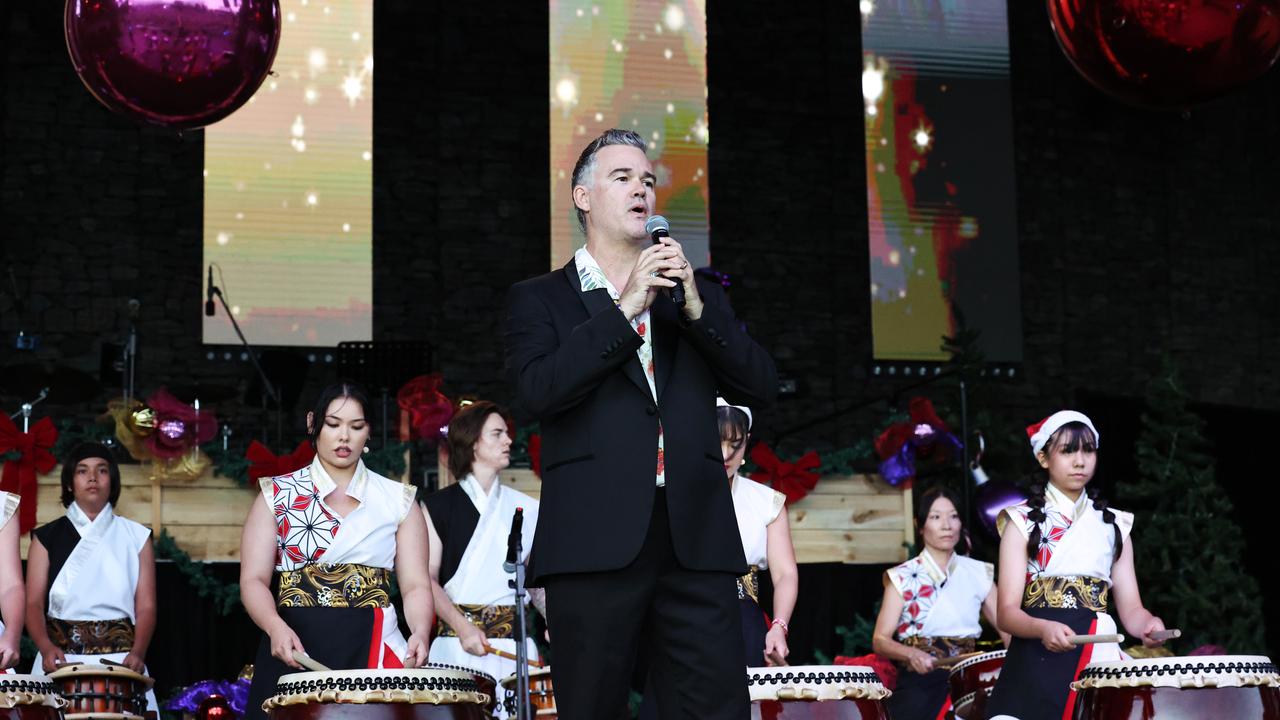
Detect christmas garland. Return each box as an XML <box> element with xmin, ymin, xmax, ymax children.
<box><xmin>154</xmin><ymin>529</ymin><xmax>242</xmax><ymax>616</ymax></box>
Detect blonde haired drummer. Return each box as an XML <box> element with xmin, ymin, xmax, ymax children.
<box><xmin>986</xmin><ymin>411</ymin><xmax>1165</xmax><ymax>720</ymax></box>
<box><xmin>240</xmin><ymin>383</ymin><xmax>434</xmax><ymax>720</ymax></box>
<box><xmin>873</xmin><ymin>484</ymin><xmax>1006</xmax><ymax>720</ymax></box>
<box><xmin>24</xmin><ymin>442</ymin><xmax>157</xmax><ymax>709</ymax></box>
<box><xmin>0</xmin><ymin>491</ymin><xmax>22</xmax><ymax>671</ymax></box>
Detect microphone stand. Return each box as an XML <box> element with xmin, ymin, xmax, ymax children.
<box><xmin>8</xmin><ymin>388</ymin><xmax>48</xmax><ymax>432</ymax></box>
<box><xmin>504</xmin><ymin>514</ymin><xmax>531</xmax><ymax>720</ymax></box>
<box><xmin>209</xmin><ymin>285</ymin><xmax>283</xmax><ymax>446</ymax></box>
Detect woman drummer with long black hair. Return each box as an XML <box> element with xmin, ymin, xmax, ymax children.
<box><xmin>240</xmin><ymin>382</ymin><xmax>435</xmax><ymax>720</ymax></box>
<box><xmin>986</xmin><ymin>411</ymin><xmax>1165</xmax><ymax>720</ymax></box>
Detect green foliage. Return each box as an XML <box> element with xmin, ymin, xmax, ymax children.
<box><xmin>201</xmin><ymin>441</ymin><xmax>253</xmax><ymax>486</ymax></box>
<box><xmin>1118</xmin><ymin>357</ymin><xmax>1266</xmax><ymax>653</ymax></box>
<box><xmin>813</xmin><ymin>601</ymin><xmax>881</xmax><ymax>664</ymax></box>
<box><xmin>51</xmin><ymin>418</ymin><xmax>113</xmax><ymax>460</ymax></box>
<box><xmin>509</xmin><ymin>424</ymin><xmax>539</xmax><ymax>468</ymax></box>
<box><xmin>364</xmin><ymin>442</ymin><xmax>410</xmax><ymax>480</ymax></box>
<box><xmin>154</xmin><ymin>529</ymin><xmax>242</xmax><ymax>616</ymax></box>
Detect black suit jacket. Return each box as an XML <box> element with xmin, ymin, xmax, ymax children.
<box><xmin>505</xmin><ymin>260</ymin><xmax>777</xmax><ymax>583</ymax></box>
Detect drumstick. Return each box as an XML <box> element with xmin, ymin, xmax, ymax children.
<box><xmin>291</xmin><ymin>651</ymin><xmax>333</xmax><ymax>673</ymax></box>
<box><xmin>1148</xmin><ymin>629</ymin><xmax>1181</xmax><ymax>642</ymax></box>
<box><xmin>1068</xmin><ymin>633</ymin><xmax>1124</xmax><ymax>646</ymax></box>
<box><xmin>487</xmin><ymin>647</ymin><xmax>546</xmax><ymax>668</ymax></box>
<box><xmin>933</xmin><ymin>651</ymin><xmax>987</xmax><ymax>670</ymax></box>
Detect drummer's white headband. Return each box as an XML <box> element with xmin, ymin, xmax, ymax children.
<box><xmin>1026</xmin><ymin>410</ymin><xmax>1099</xmax><ymax>456</ymax></box>
<box><xmin>716</xmin><ymin>396</ymin><xmax>753</xmax><ymax>432</ymax></box>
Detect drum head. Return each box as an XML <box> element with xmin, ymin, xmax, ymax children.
<box><xmin>48</xmin><ymin>664</ymin><xmax>153</xmax><ymax>689</ymax></box>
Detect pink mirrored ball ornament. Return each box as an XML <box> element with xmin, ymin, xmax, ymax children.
<box><xmin>64</xmin><ymin>0</ymin><xmax>281</xmax><ymax>129</ymax></box>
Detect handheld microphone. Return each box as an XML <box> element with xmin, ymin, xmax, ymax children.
<box><xmin>644</xmin><ymin>215</ymin><xmax>685</xmax><ymax>308</ymax></box>
<box><xmin>205</xmin><ymin>266</ymin><xmax>216</xmax><ymax>317</ymax></box>
<box><xmin>503</xmin><ymin>507</ymin><xmax>524</xmax><ymax>573</ymax></box>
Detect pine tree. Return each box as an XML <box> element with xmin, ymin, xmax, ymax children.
<box><xmin>1119</xmin><ymin>357</ymin><xmax>1266</xmax><ymax>653</ymax></box>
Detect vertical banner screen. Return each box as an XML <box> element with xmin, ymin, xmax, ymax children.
<box><xmin>550</xmin><ymin>1</ymin><xmax>710</xmax><ymax>269</ymax></box>
<box><xmin>862</xmin><ymin>0</ymin><xmax>1022</xmax><ymax>362</ymax></box>
<box><xmin>203</xmin><ymin>0</ymin><xmax>373</xmax><ymax>347</ymax></box>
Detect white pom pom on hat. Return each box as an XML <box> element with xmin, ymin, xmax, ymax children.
<box><xmin>1026</xmin><ymin>410</ymin><xmax>1099</xmax><ymax>456</ymax></box>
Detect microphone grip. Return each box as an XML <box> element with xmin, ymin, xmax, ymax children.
<box><xmin>651</xmin><ymin>229</ymin><xmax>686</xmax><ymax>308</ymax></box>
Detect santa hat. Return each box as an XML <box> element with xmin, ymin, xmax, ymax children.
<box><xmin>716</xmin><ymin>397</ymin><xmax>753</xmax><ymax>432</ymax></box>
<box><xmin>1026</xmin><ymin>410</ymin><xmax>1099</xmax><ymax>455</ymax></box>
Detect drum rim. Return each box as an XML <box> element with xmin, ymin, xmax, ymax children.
<box><xmin>745</xmin><ymin>665</ymin><xmax>883</xmax><ymax>687</ymax></box>
<box><xmin>276</xmin><ymin>667</ymin><xmax>479</xmax><ymax>684</ymax></box>
<box><xmin>48</xmin><ymin>663</ymin><xmax>152</xmax><ymax>687</ymax></box>
<box><xmin>423</xmin><ymin>663</ymin><xmax>498</xmax><ymax>685</ymax></box>
<box><xmin>948</xmin><ymin>650</ymin><xmax>1007</xmax><ymax>676</ymax></box>
<box><xmin>1079</xmin><ymin>654</ymin><xmax>1274</xmax><ymax>673</ymax></box>
<box><xmin>499</xmin><ymin>667</ymin><xmax>554</xmax><ymax>687</ymax></box>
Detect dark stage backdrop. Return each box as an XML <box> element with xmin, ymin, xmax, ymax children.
<box><xmin>5</xmin><ymin>0</ymin><xmax>1280</xmax><ymax>689</ymax></box>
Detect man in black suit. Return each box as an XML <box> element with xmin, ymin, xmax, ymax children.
<box><xmin>505</xmin><ymin>128</ymin><xmax>777</xmax><ymax>719</ymax></box>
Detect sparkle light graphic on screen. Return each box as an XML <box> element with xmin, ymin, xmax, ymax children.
<box><xmin>550</xmin><ymin>1</ymin><xmax>710</xmax><ymax>269</ymax></box>
<box><xmin>863</xmin><ymin>0</ymin><xmax>1023</xmax><ymax>363</ymax></box>
<box><xmin>203</xmin><ymin>0</ymin><xmax>373</xmax><ymax>347</ymax></box>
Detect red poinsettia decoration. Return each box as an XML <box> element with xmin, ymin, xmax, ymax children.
<box><xmin>0</xmin><ymin>415</ymin><xmax>58</xmax><ymax>533</ymax></box>
<box><xmin>834</xmin><ymin>654</ymin><xmax>898</xmax><ymax>690</ymax></box>
<box><xmin>246</xmin><ymin>440</ymin><xmax>317</xmax><ymax>481</ymax></box>
<box><xmin>873</xmin><ymin>397</ymin><xmax>961</xmax><ymax>487</ymax></box>
<box><xmin>142</xmin><ymin>387</ymin><xmax>219</xmax><ymax>460</ymax></box>
<box><xmin>397</xmin><ymin>374</ymin><xmax>453</xmax><ymax>445</ymax></box>
<box><xmin>748</xmin><ymin>444</ymin><xmax>821</xmax><ymax>505</ymax></box>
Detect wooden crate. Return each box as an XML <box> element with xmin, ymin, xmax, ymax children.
<box><xmin>497</xmin><ymin>469</ymin><xmax>912</xmax><ymax>565</ymax></box>
<box><xmin>22</xmin><ymin>464</ymin><xmax>260</xmax><ymax>561</ymax></box>
<box><xmin>22</xmin><ymin>467</ymin><xmax>911</xmax><ymax>565</ymax></box>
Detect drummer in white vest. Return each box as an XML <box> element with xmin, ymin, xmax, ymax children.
<box><xmin>24</xmin><ymin>442</ymin><xmax>157</xmax><ymax>709</ymax></box>
<box><xmin>0</xmin><ymin>490</ymin><xmax>23</xmax><ymax>672</ymax></box>
<box><xmin>873</xmin><ymin>484</ymin><xmax>1007</xmax><ymax>720</ymax></box>
<box><xmin>423</xmin><ymin>401</ymin><xmax>543</xmax><ymax>713</ymax></box>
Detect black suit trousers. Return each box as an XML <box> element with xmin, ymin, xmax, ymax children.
<box><xmin>543</xmin><ymin>488</ymin><xmax>749</xmax><ymax>720</ymax></box>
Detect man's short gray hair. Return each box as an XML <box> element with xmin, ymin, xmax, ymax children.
<box><xmin>570</xmin><ymin>128</ymin><xmax>647</xmax><ymax>232</ymax></box>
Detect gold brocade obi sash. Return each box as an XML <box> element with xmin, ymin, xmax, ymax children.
<box><xmin>435</xmin><ymin>603</ymin><xmax>520</xmax><ymax>639</ymax></box>
<box><xmin>900</xmin><ymin>635</ymin><xmax>977</xmax><ymax>659</ymax></box>
<box><xmin>1023</xmin><ymin>575</ymin><xmax>1110</xmax><ymax>613</ymax></box>
<box><xmin>47</xmin><ymin>617</ymin><xmax>134</xmax><ymax>655</ymax></box>
<box><xmin>277</xmin><ymin>563</ymin><xmax>392</xmax><ymax>608</ymax></box>
<box><xmin>737</xmin><ymin>566</ymin><xmax>760</xmax><ymax>604</ymax></box>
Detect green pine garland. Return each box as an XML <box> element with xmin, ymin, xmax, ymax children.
<box><xmin>154</xmin><ymin>529</ymin><xmax>242</xmax><ymax>616</ymax></box>
<box><xmin>1118</xmin><ymin>357</ymin><xmax>1267</xmax><ymax>653</ymax></box>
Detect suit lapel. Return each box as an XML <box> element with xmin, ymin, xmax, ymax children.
<box><xmin>564</xmin><ymin>260</ymin><xmax>652</xmax><ymax>400</ymax></box>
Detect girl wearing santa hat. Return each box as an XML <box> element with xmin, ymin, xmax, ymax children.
<box><xmin>986</xmin><ymin>411</ymin><xmax>1165</xmax><ymax>720</ymax></box>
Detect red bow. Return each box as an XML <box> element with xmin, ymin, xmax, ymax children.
<box><xmin>834</xmin><ymin>653</ymin><xmax>898</xmax><ymax>690</ymax></box>
<box><xmin>0</xmin><ymin>415</ymin><xmax>59</xmax><ymax>534</ymax></box>
<box><xmin>246</xmin><ymin>440</ymin><xmax>316</xmax><ymax>481</ymax></box>
<box><xmin>528</xmin><ymin>433</ymin><xmax>542</xmax><ymax>479</ymax></box>
<box><xmin>397</xmin><ymin>374</ymin><xmax>453</xmax><ymax>444</ymax></box>
<box><xmin>748</xmin><ymin>444</ymin><xmax>821</xmax><ymax>505</ymax></box>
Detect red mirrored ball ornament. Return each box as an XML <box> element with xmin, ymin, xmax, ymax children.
<box><xmin>65</xmin><ymin>0</ymin><xmax>281</xmax><ymax>129</ymax></box>
<box><xmin>1047</xmin><ymin>0</ymin><xmax>1280</xmax><ymax>108</ymax></box>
